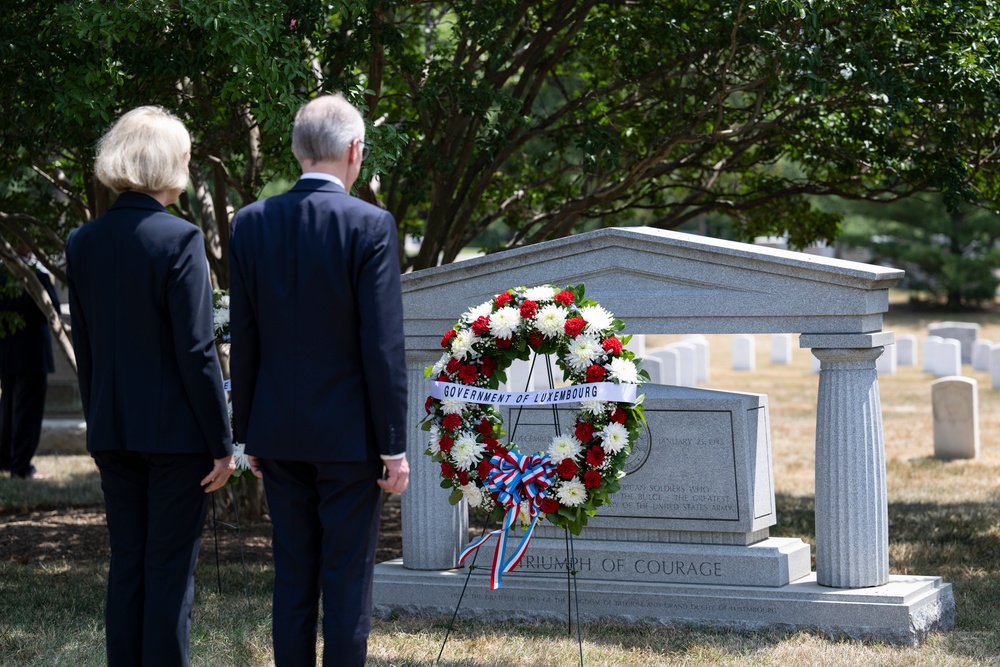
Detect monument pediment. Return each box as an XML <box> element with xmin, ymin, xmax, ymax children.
<box><xmin>403</xmin><ymin>227</ymin><xmax>904</xmax><ymax>344</ymax></box>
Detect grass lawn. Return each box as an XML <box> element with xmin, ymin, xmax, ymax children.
<box><xmin>2</xmin><ymin>299</ymin><xmax>1000</xmax><ymax>665</ymax></box>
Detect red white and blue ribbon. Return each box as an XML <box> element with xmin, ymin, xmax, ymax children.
<box><xmin>458</xmin><ymin>450</ymin><xmax>555</xmax><ymax>589</ymax></box>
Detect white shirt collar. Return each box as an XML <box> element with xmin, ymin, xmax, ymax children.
<box><xmin>299</xmin><ymin>172</ymin><xmax>345</xmax><ymax>189</ymax></box>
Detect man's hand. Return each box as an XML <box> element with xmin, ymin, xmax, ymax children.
<box><xmin>201</xmin><ymin>455</ymin><xmax>236</xmax><ymax>493</ymax></box>
<box><xmin>247</xmin><ymin>455</ymin><xmax>264</xmax><ymax>479</ymax></box>
<box><xmin>377</xmin><ymin>456</ymin><xmax>409</xmax><ymax>495</ymax></box>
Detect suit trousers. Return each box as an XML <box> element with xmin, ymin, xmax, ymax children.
<box><xmin>260</xmin><ymin>458</ymin><xmax>383</xmax><ymax>667</ymax></box>
<box><xmin>93</xmin><ymin>451</ymin><xmax>213</xmax><ymax>667</ymax></box>
<box><xmin>0</xmin><ymin>372</ymin><xmax>47</xmax><ymax>476</ymax></box>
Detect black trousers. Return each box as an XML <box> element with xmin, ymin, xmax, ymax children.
<box><xmin>261</xmin><ymin>458</ymin><xmax>383</xmax><ymax>667</ymax></box>
<box><xmin>0</xmin><ymin>372</ymin><xmax>47</xmax><ymax>476</ymax></box>
<box><xmin>93</xmin><ymin>450</ymin><xmax>213</xmax><ymax>667</ymax></box>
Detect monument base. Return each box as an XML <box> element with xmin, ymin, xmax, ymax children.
<box><xmin>372</xmin><ymin>561</ymin><xmax>954</xmax><ymax>647</ymax></box>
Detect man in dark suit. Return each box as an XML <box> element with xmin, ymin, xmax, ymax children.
<box><xmin>0</xmin><ymin>245</ymin><xmax>60</xmax><ymax>479</ymax></box>
<box><xmin>228</xmin><ymin>93</ymin><xmax>410</xmax><ymax>667</ymax></box>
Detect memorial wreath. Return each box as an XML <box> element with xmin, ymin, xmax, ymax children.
<box><xmin>421</xmin><ymin>284</ymin><xmax>647</xmax><ymax>588</ymax></box>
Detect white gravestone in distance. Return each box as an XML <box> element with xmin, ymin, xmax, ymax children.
<box><xmin>639</xmin><ymin>355</ymin><xmax>665</xmax><ymax>384</ymax></box>
<box><xmin>876</xmin><ymin>343</ymin><xmax>897</xmax><ymax>375</ymax></box>
<box><xmin>896</xmin><ymin>334</ymin><xmax>917</xmax><ymax>366</ymax></box>
<box><xmin>923</xmin><ymin>336</ymin><xmax>943</xmax><ymax>374</ymax></box>
<box><xmin>732</xmin><ymin>334</ymin><xmax>756</xmax><ymax>371</ymax></box>
<box><xmin>770</xmin><ymin>333</ymin><xmax>793</xmax><ymax>365</ymax></box>
<box><xmin>682</xmin><ymin>334</ymin><xmax>711</xmax><ymax>383</ymax></box>
<box><xmin>937</xmin><ymin>339</ymin><xmax>962</xmax><ymax>377</ymax></box>
<box><xmin>646</xmin><ymin>346</ymin><xmax>681</xmax><ymax>385</ymax></box>
<box><xmin>990</xmin><ymin>344</ymin><xmax>1000</xmax><ymax>390</ymax></box>
<box><xmin>928</xmin><ymin>322</ymin><xmax>979</xmax><ymax>364</ymax></box>
<box><xmin>671</xmin><ymin>341</ymin><xmax>698</xmax><ymax>387</ymax></box>
<box><xmin>625</xmin><ymin>333</ymin><xmax>646</xmax><ymax>357</ymax></box>
<box><xmin>932</xmin><ymin>377</ymin><xmax>980</xmax><ymax>460</ymax></box>
<box><xmin>972</xmin><ymin>340</ymin><xmax>993</xmax><ymax>372</ymax></box>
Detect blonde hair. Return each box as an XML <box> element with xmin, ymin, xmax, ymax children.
<box><xmin>94</xmin><ymin>106</ymin><xmax>191</xmax><ymax>193</ymax></box>
<box><xmin>291</xmin><ymin>94</ymin><xmax>365</xmax><ymax>163</ymax></box>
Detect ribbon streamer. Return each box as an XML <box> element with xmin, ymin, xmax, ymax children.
<box><xmin>459</xmin><ymin>450</ymin><xmax>555</xmax><ymax>589</ymax></box>
<box><xmin>430</xmin><ymin>380</ymin><xmax>637</xmax><ymax>406</ymax></box>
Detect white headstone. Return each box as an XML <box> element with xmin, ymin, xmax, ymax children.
<box><xmin>990</xmin><ymin>344</ymin><xmax>1000</xmax><ymax>390</ymax></box>
<box><xmin>937</xmin><ymin>339</ymin><xmax>962</xmax><ymax>377</ymax></box>
<box><xmin>639</xmin><ymin>355</ymin><xmax>664</xmax><ymax>384</ymax></box>
<box><xmin>506</xmin><ymin>358</ymin><xmax>535</xmax><ymax>392</ymax></box>
<box><xmin>875</xmin><ymin>343</ymin><xmax>897</xmax><ymax>375</ymax></box>
<box><xmin>811</xmin><ymin>353</ymin><xmax>821</xmax><ymax>374</ymax></box>
<box><xmin>671</xmin><ymin>341</ymin><xmax>698</xmax><ymax>387</ymax></box>
<box><xmin>732</xmin><ymin>334</ymin><xmax>755</xmax><ymax>371</ymax></box>
<box><xmin>625</xmin><ymin>333</ymin><xmax>646</xmax><ymax>357</ymax></box>
<box><xmin>770</xmin><ymin>333</ymin><xmax>794</xmax><ymax>365</ymax></box>
<box><xmin>646</xmin><ymin>346</ymin><xmax>681</xmax><ymax>385</ymax></box>
<box><xmin>896</xmin><ymin>334</ymin><xmax>917</xmax><ymax>366</ymax></box>
<box><xmin>972</xmin><ymin>340</ymin><xmax>993</xmax><ymax>372</ymax></box>
<box><xmin>928</xmin><ymin>322</ymin><xmax>979</xmax><ymax>364</ymax></box>
<box><xmin>932</xmin><ymin>376</ymin><xmax>980</xmax><ymax>460</ymax></box>
<box><xmin>682</xmin><ymin>334</ymin><xmax>710</xmax><ymax>383</ymax></box>
<box><xmin>923</xmin><ymin>336</ymin><xmax>943</xmax><ymax>373</ymax></box>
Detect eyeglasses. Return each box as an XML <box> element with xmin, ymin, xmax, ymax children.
<box><xmin>359</xmin><ymin>140</ymin><xmax>371</xmax><ymax>160</ymax></box>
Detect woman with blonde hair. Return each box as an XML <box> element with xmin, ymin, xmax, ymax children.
<box><xmin>66</xmin><ymin>106</ymin><xmax>234</xmax><ymax>667</ymax></box>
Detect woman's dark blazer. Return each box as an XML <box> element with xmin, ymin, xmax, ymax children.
<box><xmin>65</xmin><ymin>191</ymin><xmax>232</xmax><ymax>459</ymax></box>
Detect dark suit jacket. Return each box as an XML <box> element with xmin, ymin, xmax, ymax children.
<box><xmin>228</xmin><ymin>178</ymin><xmax>407</xmax><ymax>463</ymax></box>
<box><xmin>0</xmin><ymin>263</ymin><xmax>59</xmax><ymax>376</ymax></box>
<box><xmin>65</xmin><ymin>191</ymin><xmax>232</xmax><ymax>459</ymax></box>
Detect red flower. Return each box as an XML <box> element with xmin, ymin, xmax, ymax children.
<box><xmin>554</xmin><ymin>291</ymin><xmax>574</xmax><ymax>305</ymax></box>
<box><xmin>424</xmin><ymin>396</ymin><xmax>435</xmax><ymax>413</ymax></box>
<box><xmin>471</xmin><ymin>316</ymin><xmax>491</xmax><ymax>335</ymax></box>
<box><xmin>441</xmin><ymin>461</ymin><xmax>455</xmax><ymax>478</ymax></box>
<box><xmin>477</xmin><ymin>419</ymin><xmax>493</xmax><ymax>437</ymax></box>
<box><xmin>496</xmin><ymin>337</ymin><xmax>512</xmax><ymax>349</ymax></box>
<box><xmin>439</xmin><ymin>434</ymin><xmax>454</xmax><ymax>452</ymax></box>
<box><xmin>457</xmin><ymin>470</ymin><xmax>469</xmax><ymax>485</ymax></box>
<box><xmin>610</xmin><ymin>407</ymin><xmax>627</xmax><ymax>424</ymax></box>
<box><xmin>519</xmin><ymin>300</ymin><xmax>537</xmax><ymax>319</ymax></box>
<box><xmin>584</xmin><ymin>470</ymin><xmax>602</xmax><ymax>489</ymax></box>
<box><xmin>458</xmin><ymin>364</ymin><xmax>479</xmax><ymax>384</ymax></box>
<box><xmin>586</xmin><ymin>364</ymin><xmax>606</xmax><ymax>383</ymax></box>
<box><xmin>529</xmin><ymin>331</ymin><xmax>545</xmax><ymax>347</ymax></box>
<box><xmin>495</xmin><ymin>291</ymin><xmax>514</xmax><ymax>307</ymax></box>
<box><xmin>481</xmin><ymin>356</ymin><xmax>497</xmax><ymax>377</ymax></box>
<box><xmin>602</xmin><ymin>336</ymin><xmax>623</xmax><ymax>355</ymax></box>
<box><xmin>540</xmin><ymin>497</ymin><xmax>560</xmax><ymax>514</ymax></box>
<box><xmin>586</xmin><ymin>445</ymin><xmax>606</xmax><ymax>467</ymax></box>
<box><xmin>477</xmin><ymin>459</ymin><xmax>494</xmax><ymax>480</ymax></box>
<box><xmin>483</xmin><ymin>437</ymin><xmax>499</xmax><ymax>450</ymax></box>
<box><xmin>575</xmin><ymin>421</ymin><xmax>594</xmax><ymax>443</ymax></box>
<box><xmin>441</xmin><ymin>329</ymin><xmax>457</xmax><ymax>347</ymax></box>
<box><xmin>446</xmin><ymin>358</ymin><xmax>461</xmax><ymax>374</ymax></box>
<box><xmin>437</xmin><ymin>374</ymin><xmax>450</xmax><ymax>382</ymax></box>
<box><xmin>564</xmin><ymin>317</ymin><xmax>585</xmax><ymax>337</ymax></box>
<box><xmin>556</xmin><ymin>458</ymin><xmax>579</xmax><ymax>480</ymax></box>
<box><xmin>442</xmin><ymin>414</ymin><xmax>461</xmax><ymax>431</ymax></box>
<box><xmin>493</xmin><ymin>446</ymin><xmax>508</xmax><ymax>457</ymax></box>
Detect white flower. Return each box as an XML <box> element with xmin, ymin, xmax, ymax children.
<box><xmin>451</xmin><ymin>433</ymin><xmax>486</xmax><ymax>470</ymax></box>
<box><xmin>460</xmin><ymin>483</ymin><xmax>484</xmax><ymax>507</ymax></box>
<box><xmin>489</xmin><ymin>307</ymin><xmax>521</xmax><ymax>339</ymax></box>
<box><xmin>580</xmin><ymin>305</ymin><xmax>614</xmax><ymax>334</ymax></box>
<box><xmin>556</xmin><ymin>479</ymin><xmax>587</xmax><ymax>507</ymax></box>
<box><xmin>607</xmin><ymin>357</ymin><xmax>639</xmax><ymax>384</ymax></box>
<box><xmin>451</xmin><ymin>329</ymin><xmax>479</xmax><ymax>360</ymax></box>
<box><xmin>218</xmin><ymin>294</ymin><xmax>230</xmax><ymax>308</ymax></box>
<box><xmin>213</xmin><ymin>307</ymin><xmax>230</xmax><ymax>330</ymax></box>
<box><xmin>523</xmin><ymin>285</ymin><xmax>556</xmax><ymax>302</ymax></box>
<box><xmin>232</xmin><ymin>443</ymin><xmax>251</xmax><ymax>470</ymax></box>
<box><xmin>565</xmin><ymin>335</ymin><xmax>602</xmax><ymax>371</ymax></box>
<box><xmin>600</xmin><ymin>422</ymin><xmax>629</xmax><ymax>455</ymax></box>
<box><xmin>517</xmin><ymin>499</ymin><xmax>533</xmax><ymax>525</ymax></box>
<box><xmin>431</xmin><ymin>352</ymin><xmax>451</xmax><ymax>378</ymax></box>
<box><xmin>535</xmin><ymin>304</ymin><xmax>567</xmax><ymax>337</ymax></box>
<box><xmin>440</xmin><ymin>399</ymin><xmax>466</xmax><ymax>415</ymax></box>
<box><xmin>580</xmin><ymin>400</ymin><xmax>610</xmax><ymax>416</ymax></box>
<box><xmin>462</xmin><ymin>300</ymin><xmax>494</xmax><ymax>324</ymax></box>
<box><xmin>548</xmin><ymin>434</ymin><xmax>583</xmax><ymax>461</ymax></box>
<box><xmin>427</xmin><ymin>424</ymin><xmax>442</xmax><ymax>454</ymax></box>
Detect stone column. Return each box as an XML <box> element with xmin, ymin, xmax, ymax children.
<box><xmin>401</xmin><ymin>348</ymin><xmax>468</xmax><ymax>570</ymax></box>
<box><xmin>801</xmin><ymin>332</ymin><xmax>892</xmax><ymax>589</ymax></box>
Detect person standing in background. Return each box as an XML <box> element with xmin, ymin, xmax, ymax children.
<box><xmin>66</xmin><ymin>105</ymin><xmax>234</xmax><ymax>667</ymax></box>
<box><xmin>228</xmin><ymin>93</ymin><xmax>409</xmax><ymax>667</ymax></box>
<box><xmin>0</xmin><ymin>244</ymin><xmax>60</xmax><ymax>479</ymax></box>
